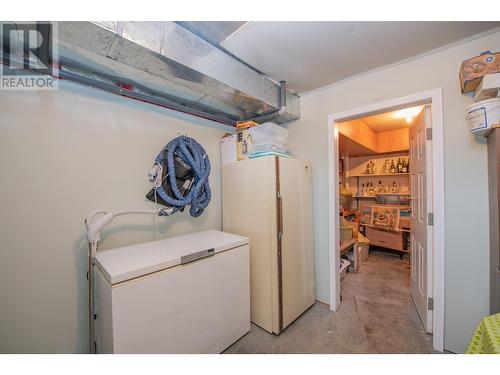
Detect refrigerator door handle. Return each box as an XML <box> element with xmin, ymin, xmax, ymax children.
<box><xmin>277</xmin><ymin>192</ymin><xmax>284</xmax><ymax>238</ymax></box>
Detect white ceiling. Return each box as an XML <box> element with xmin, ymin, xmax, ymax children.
<box><xmin>221</xmin><ymin>21</ymin><xmax>500</xmax><ymax>93</ymax></box>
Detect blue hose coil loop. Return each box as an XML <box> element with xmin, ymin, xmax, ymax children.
<box><xmin>154</xmin><ymin>136</ymin><xmax>211</xmax><ymax>217</ymax></box>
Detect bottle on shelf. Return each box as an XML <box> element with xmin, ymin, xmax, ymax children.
<box><xmin>396</xmin><ymin>158</ymin><xmax>402</xmax><ymax>173</ymax></box>
<box><xmin>391</xmin><ymin>182</ymin><xmax>396</xmax><ymax>193</ymax></box>
<box><xmin>402</xmin><ymin>159</ymin><xmax>408</xmax><ymax>173</ymax></box>
<box><xmin>377</xmin><ymin>180</ymin><xmax>384</xmax><ymax>193</ymax></box>
<box><xmin>367</xmin><ymin>160</ymin><xmax>375</xmax><ymax>175</ymax></box>
<box><xmin>368</xmin><ymin>182</ymin><xmax>375</xmax><ymax>196</ymax></box>
<box><xmin>372</xmin><ymin>161</ymin><xmax>377</xmax><ymax>174</ymax></box>
<box><xmin>360</xmin><ymin>183</ymin><xmax>365</xmax><ymax>196</ymax></box>
<box><xmin>390</xmin><ymin>159</ymin><xmax>396</xmax><ymax>173</ymax></box>
<box><xmin>383</xmin><ymin>159</ymin><xmax>390</xmax><ymax>174</ymax></box>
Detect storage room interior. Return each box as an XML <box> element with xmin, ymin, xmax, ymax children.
<box><xmin>1</xmin><ymin>19</ymin><xmax>500</xmax><ymax>359</ymax></box>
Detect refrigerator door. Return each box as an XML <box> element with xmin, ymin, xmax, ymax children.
<box><xmin>222</xmin><ymin>157</ymin><xmax>280</xmax><ymax>333</ymax></box>
<box><xmin>278</xmin><ymin>157</ymin><xmax>316</xmax><ymax>329</ymax></box>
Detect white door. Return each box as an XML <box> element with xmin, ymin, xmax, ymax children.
<box><xmin>409</xmin><ymin>105</ymin><xmax>433</xmax><ymax>333</ymax></box>
<box><xmin>279</xmin><ymin>157</ymin><xmax>315</xmax><ymax>330</ymax></box>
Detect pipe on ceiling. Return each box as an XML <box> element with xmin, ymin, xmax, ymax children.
<box><xmin>58</xmin><ymin>65</ymin><xmax>238</xmax><ymax>126</ymax></box>
<box><xmin>56</xmin><ymin>21</ymin><xmax>300</xmax><ymax>126</ymax></box>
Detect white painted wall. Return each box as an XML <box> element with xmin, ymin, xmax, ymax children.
<box><xmin>287</xmin><ymin>30</ymin><xmax>500</xmax><ymax>353</ymax></box>
<box><xmin>0</xmin><ymin>81</ymin><xmax>230</xmax><ymax>353</ymax></box>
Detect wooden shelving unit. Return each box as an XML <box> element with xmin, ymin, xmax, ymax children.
<box><xmin>343</xmin><ymin>153</ymin><xmax>411</xmax><ymax>257</ymax></box>
<box><xmin>354</xmin><ymin>193</ymin><xmax>410</xmax><ymax>199</ymax></box>
<box><xmin>376</xmin><ymin>192</ymin><xmax>410</xmax><ymax>195</ymax></box>
<box><xmin>348</xmin><ymin>172</ymin><xmax>409</xmax><ymax>178</ymax></box>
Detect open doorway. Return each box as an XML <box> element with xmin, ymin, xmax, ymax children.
<box><xmin>327</xmin><ymin>90</ymin><xmax>445</xmax><ymax>352</ymax></box>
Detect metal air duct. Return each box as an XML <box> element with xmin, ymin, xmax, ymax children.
<box><xmin>55</xmin><ymin>21</ymin><xmax>300</xmax><ymax>126</ymax></box>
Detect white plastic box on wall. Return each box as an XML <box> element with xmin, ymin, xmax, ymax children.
<box><xmin>466</xmin><ymin>98</ymin><xmax>500</xmax><ymax>135</ymax></box>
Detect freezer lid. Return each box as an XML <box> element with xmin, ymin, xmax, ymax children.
<box><xmin>94</xmin><ymin>230</ymin><xmax>249</xmax><ymax>285</ymax></box>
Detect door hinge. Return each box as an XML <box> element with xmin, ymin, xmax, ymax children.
<box><xmin>428</xmin><ymin>297</ymin><xmax>434</xmax><ymax>311</ymax></box>
<box><xmin>277</xmin><ymin>191</ymin><xmax>282</xmax><ymax>199</ymax></box>
<box><xmin>278</xmin><ymin>232</ymin><xmax>283</xmax><ymax>240</ymax></box>
<box><xmin>428</xmin><ymin>212</ymin><xmax>434</xmax><ymax>226</ymax></box>
<box><xmin>426</xmin><ymin>128</ymin><xmax>432</xmax><ymax>140</ymax></box>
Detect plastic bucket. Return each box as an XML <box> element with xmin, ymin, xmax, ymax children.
<box><xmin>466</xmin><ymin>98</ymin><xmax>500</xmax><ymax>135</ymax></box>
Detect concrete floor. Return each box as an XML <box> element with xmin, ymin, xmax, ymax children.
<box><xmin>225</xmin><ymin>249</ymin><xmax>436</xmax><ymax>354</ymax></box>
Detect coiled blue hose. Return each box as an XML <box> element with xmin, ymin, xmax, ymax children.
<box><xmin>154</xmin><ymin>136</ymin><xmax>211</xmax><ymax>217</ymax></box>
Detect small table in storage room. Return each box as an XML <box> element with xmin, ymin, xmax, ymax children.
<box><xmin>339</xmin><ymin>239</ymin><xmax>358</xmax><ymax>303</ymax></box>
<box><xmin>340</xmin><ymin>239</ymin><xmax>359</xmax><ymax>272</ymax></box>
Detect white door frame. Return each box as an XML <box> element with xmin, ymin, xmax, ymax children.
<box><xmin>327</xmin><ymin>89</ymin><xmax>445</xmax><ymax>352</ymax></box>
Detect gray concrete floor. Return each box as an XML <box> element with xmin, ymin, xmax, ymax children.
<box><xmin>225</xmin><ymin>249</ymin><xmax>436</xmax><ymax>354</ymax></box>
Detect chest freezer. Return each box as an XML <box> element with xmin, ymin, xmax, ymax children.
<box><xmin>94</xmin><ymin>230</ymin><xmax>250</xmax><ymax>353</ymax></box>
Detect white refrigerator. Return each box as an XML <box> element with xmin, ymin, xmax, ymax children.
<box><xmin>222</xmin><ymin>156</ymin><xmax>315</xmax><ymax>334</ymax></box>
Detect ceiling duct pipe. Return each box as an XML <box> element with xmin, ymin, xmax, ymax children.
<box><xmin>280</xmin><ymin>80</ymin><xmax>287</xmax><ymax>110</ymax></box>
<box><xmin>57</xmin><ymin>64</ymin><xmax>238</xmax><ymax>126</ymax></box>
<box><xmin>249</xmin><ymin>80</ymin><xmax>288</xmax><ymax>124</ymax></box>
<box><xmin>52</xmin><ymin>22</ymin><xmax>300</xmax><ymax>126</ymax></box>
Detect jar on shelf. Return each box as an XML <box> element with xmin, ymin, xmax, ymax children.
<box><xmin>382</xmin><ymin>159</ymin><xmax>390</xmax><ymax>174</ymax></box>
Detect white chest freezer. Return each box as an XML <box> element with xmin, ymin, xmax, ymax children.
<box><xmin>94</xmin><ymin>230</ymin><xmax>250</xmax><ymax>353</ymax></box>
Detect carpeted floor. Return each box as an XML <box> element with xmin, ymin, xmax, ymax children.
<box><xmin>224</xmin><ymin>249</ymin><xmax>437</xmax><ymax>354</ymax></box>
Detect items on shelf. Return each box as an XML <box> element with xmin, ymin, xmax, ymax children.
<box><xmin>376</xmin><ymin>193</ymin><xmax>411</xmax><ymax>206</ymax></box>
<box><xmin>359</xmin><ymin>204</ymin><xmax>409</xmax><ymax>232</ymax></box>
<box><xmin>357</xmin><ymin>231</ymin><xmax>370</xmax><ymax>263</ymax></box>
<box><xmin>364</xmin><ymin>160</ymin><xmax>377</xmax><ymax>174</ymax></box>
<box><xmin>382</xmin><ymin>159</ymin><xmax>390</xmax><ymax>174</ymax></box>
<box><xmin>339</xmin><ymin>183</ymin><xmax>353</xmax><ymax>213</ymax></box>
<box><xmin>359</xmin><ymin>157</ymin><xmax>409</xmax><ymax>175</ymax></box>
<box><xmin>371</xmin><ymin>206</ymin><xmax>400</xmax><ymax>231</ymax></box>
<box><xmin>340</xmin><ymin>216</ymin><xmax>354</xmax><ymax>241</ymax></box>
<box><xmin>368</xmin><ymin>182</ymin><xmax>375</xmax><ymax>196</ymax></box>
<box><xmin>377</xmin><ymin>180</ymin><xmax>383</xmax><ymax>193</ymax></box>
<box><xmin>359</xmin><ymin>203</ymin><xmax>408</xmax><ymax>254</ymax></box>
<box><xmin>356</xmin><ymin>181</ymin><xmax>407</xmax><ymax>197</ymax></box>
